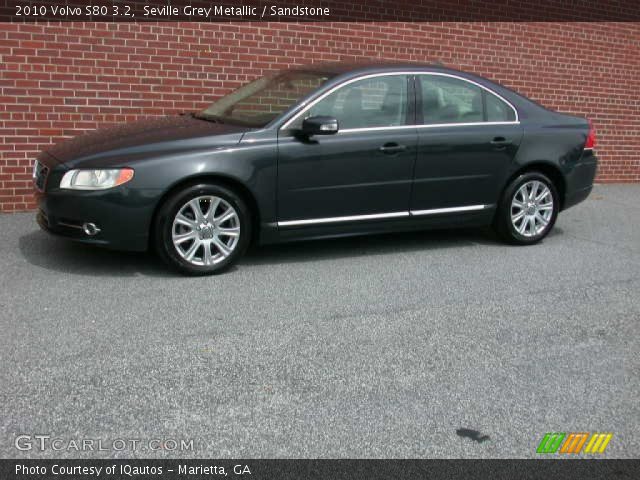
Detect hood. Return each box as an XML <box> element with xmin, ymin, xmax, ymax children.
<box><xmin>45</xmin><ymin>115</ymin><xmax>252</xmax><ymax>166</ymax></box>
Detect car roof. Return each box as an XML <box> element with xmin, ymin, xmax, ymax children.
<box><xmin>288</xmin><ymin>61</ymin><xmax>462</xmax><ymax>77</ymax></box>
<box><xmin>287</xmin><ymin>61</ymin><xmax>518</xmax><ymax>95</ymax></box>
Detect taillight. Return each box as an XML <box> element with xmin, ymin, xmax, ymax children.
<box><xmin>585</xmin><ymin>120</ymin><xmax>596</xmax><ymax>149</ymax></box>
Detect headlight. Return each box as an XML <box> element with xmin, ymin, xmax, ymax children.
<box><xmin>59</xmin><ymin>168</ymin><xmax>134</xmax><ymax>190</ymax></box>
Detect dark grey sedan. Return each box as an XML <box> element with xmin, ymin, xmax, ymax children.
<box><xmin>34</xmin><ymin>62</ymin><xmax>598</xmax><ymax>274</ymax></box>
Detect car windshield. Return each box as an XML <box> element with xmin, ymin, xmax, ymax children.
<box><xmin>197</xmin><ymin>71</ymin><xmax>334</xmax><ymax>127</ymax></box>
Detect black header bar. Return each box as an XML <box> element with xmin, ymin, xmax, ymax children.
<box><xmin>2</xmin><ymin>0</ymin><xmax>640</xmax><ymax>22</ymax></box>
<box><xmin>1</xmin><ymin>459</ymin><xmax>639</xmax><ymax>480</ymax></box>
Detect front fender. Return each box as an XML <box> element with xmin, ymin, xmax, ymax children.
<box><xmin>131</xmin><ymin>129</ymin><xmax>279</xmax><ymax>240</ymax></box>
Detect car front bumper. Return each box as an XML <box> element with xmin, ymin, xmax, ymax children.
<box><xmin>36</xmin><ymin>187</ymin><xmax>161</xmax><ymax>252</ymax></box>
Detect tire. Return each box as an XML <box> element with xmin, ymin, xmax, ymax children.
<box><xmin>154</xmin><ymin>183</ymin><xmax>252</xmax><ymax>275</ymax></box>
<box><xmin>494</xmin><ymin>172</ymin><xmax>559</xmax><ymax>245</ymax></box>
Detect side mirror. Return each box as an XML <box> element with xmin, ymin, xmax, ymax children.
<box><xmin>301</xmin><ymin>116</ymin><xmax>339</xmax><ymax>136</ymax></box>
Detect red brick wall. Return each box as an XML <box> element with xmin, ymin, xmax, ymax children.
<box><xmin>1</xmin><ymin>21</ymin><xmax>639</xmax><ymax>212</ymax></box>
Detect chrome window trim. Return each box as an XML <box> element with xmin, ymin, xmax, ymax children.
<box><xmin>336</xmin><ymin>121</ymin><xmax>519</xmax><ymax>135</ymax></box>
<box><xmin>277</xmin><ymin>204</ymin><xmax>491</xmax><ymax>227</ymax></box>
<box><xmin>417</xmin><ymin>121</ymin><xmax>519</xmax><ymax>128</ymax></box>
<box><xmin>279</xmin><ymin>71</ymin><xmax>520</xmax><ymax>131</ymax></box>
<box><xmin>337</xmin><ymin>125</ymin><xmax>415</xmax><ymax>134</ymax></box>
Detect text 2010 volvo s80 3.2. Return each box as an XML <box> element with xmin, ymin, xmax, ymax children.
<box><xmin>34</xmin><ymin>63</ymin><xmax>598</xmax><ymax>275</ymax></box>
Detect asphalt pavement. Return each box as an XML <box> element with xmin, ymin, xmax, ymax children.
<box><xmin>0</xmin><ymin>184</ymin><xmax>638</xmax><ymax>458</ymax></box>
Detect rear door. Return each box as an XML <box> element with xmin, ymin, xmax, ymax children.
<box><xmin>410</xmin><ymin>74</ymin><xmax>523</xmax><ymax>214</ymax></box>
<box><xmin>277</xmin><ymin>74</ymin><xmax>417</xmax><ymax>225</ymax></box>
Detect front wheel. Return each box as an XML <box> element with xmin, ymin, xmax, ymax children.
<box><xmin>494</xmin><ymin>172</ymin><xmax>559</xmax><ymax>245</ymax></box>
<box><xmin>154</xmin><ymin>183</ymin><xmax>251</xmax><ymax>275</ymax></box>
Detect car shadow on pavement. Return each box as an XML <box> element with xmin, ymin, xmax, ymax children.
<box><xmin>241</xmin><ymin>227</ymin><xmax>503</xmax><ymax>266</ymax></box>
<box><xmin>19</xmin><ymin>227</ymin><xmax>563</xmax><ymax>276</ymax></box>
<box><xmin>18</xmin><ymin>230</ymin><xmax>172</xmax><ymax>277</ymax></box>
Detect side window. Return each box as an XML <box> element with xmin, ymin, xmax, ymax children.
<box><xmin>297</xmin><ymin>75</ymin><xmax>408</xmax><ymax>130</ymax></box>
<box><xmin>420</xmin><ymin>76</ymin><xmax>484</xmax><ymax>124</ymax></box>
<box><xmin>419</xmin><ymin>75</ymin><xmax>515</xmax><ymax>125</ymax></box>
<box><xmin>486</xmin><ymin>92</ymin><xmax>516</xmax><ymax>122</ymax></box>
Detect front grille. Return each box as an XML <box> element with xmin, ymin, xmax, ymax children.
<box><xmin>33</xmin><ymin>161</ymin><xmax>49</xmax><ymax>191</ymax></box>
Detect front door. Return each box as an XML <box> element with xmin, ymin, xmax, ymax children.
<box><xmin>277</xmin><ymin>74</ymin><xmax>417</xmax><ymax>225</ymax></box>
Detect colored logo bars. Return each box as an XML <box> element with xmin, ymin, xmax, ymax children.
<box><xmin>537</xmin><ymin>433</ymin><xmax>612</xmax><ymax>454</ymax></box>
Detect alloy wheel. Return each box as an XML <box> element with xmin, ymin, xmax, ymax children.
<box><xmin>510</xmin><ymin>180</ymin><xmax>554</xmax><ymax>237</ymax></box>
<box><xmin>171</xmin><ymin>195</ymin><xmax>241</xmax><ymax>266</ymax></box>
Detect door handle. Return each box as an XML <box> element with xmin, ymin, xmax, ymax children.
<box><xmin>379</xmin><ymin>143</ymin><xmax>407</xmax><ymax>154</ymax></box>
<box><xmin>490</xmin><ymin>137</ymin><xmax>512</xmax><ymax>149</ymax></box>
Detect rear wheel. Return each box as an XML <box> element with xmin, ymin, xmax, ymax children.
<box><xmin>154</xmin><ymin>183</ymin><xmax>251</xmax><ymax>275</ymax></box>
<box><xmin>494</xmin><ymin>172</ymin><xmax>559</xmax><ymax>245</ymax></box>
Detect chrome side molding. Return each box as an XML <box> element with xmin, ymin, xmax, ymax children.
<box><xmin>277</xmin><ymin>204</ymin><xmax>490</xmax><ymax>227</ymax></box>
<box><xmin>410</xmin><ymin>204</ymin><xmax>488</xmax><ymax>216</ymax></box>
<box><xmin>278</xmin><ymin>211</ymin><xmax>409</xmax><ymax>227</ymax></box>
